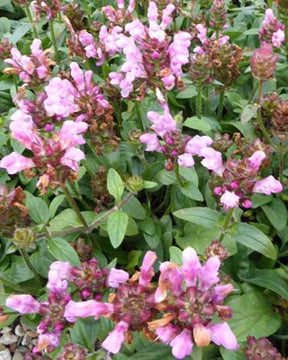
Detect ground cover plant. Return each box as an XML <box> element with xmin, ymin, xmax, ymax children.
<box><xmin>0</xmin><ymin>0</ymin><xmax>288</xmax><ymax>359</ymax></box>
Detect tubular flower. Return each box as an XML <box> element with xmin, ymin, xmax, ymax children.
<box><xmin>259</xmin><ymin>9</ymin><xmax>285</xmax><ymax>48</ymax></box>
<box><xmin>149</xmin><ymin>247</ymin><xmax>238</xmax><ymax>359</ymax></box>
<box><xmin>250</xmin><ymin>43</ymin><xmax>278</xmax><ymax>81</ymax></box>
<box><xmin>108</xmin><ymin>1</ymin><xmax>191</xmax><ymax>98</ymax></box>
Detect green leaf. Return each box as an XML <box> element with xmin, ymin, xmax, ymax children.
<box><xmin>138</xmin><ymin>218</ymin><xmax>160</xmax><ymax>249</ymax></box>
<box><xmin>107</xmin><ymin>211</ymin><xmax>128</xmax><ymax>248</ymax></box>
<box><xmin>262</xmin><ymin>198</ymin><xmax>287</xmax><ymax>231</ymax></box>
<box><xmin>107</xmin><ymin>168</ymin><xmax>124</xmax><ymax>203</ymax></box>
<box><xmin>8</xmin><ymin>23</ymin><xmax>32</xmax><ymax>44</ymax></box>
<box><xmin>122</xmin><ymin>195</ymin><xmax>146</xmax><ymax>220</ymax></box>
<box><xmin>173</xmin><ymin>207</ymin><xmax>221</xmax><ymax>228</ymax></box>
<box><xmin>0</xmin><ymin>17</ymin><xmax>10</xmax><ymax>36</ymax></box>
<box><xmin>176</xmin><ymin>86</ymin><xmax>197</xmax><ymax>99</ymax></box>
<box><xmin>231</xmin><ymin>223</ymin><xmax>277</xmax><ymax>260</ymax></box>
<box><xmin>227</xmin><ymin>291</ymin><xmax>281</xmax><ymax>341</ymax></box>
<box><xmin>183</xmin><ymin>116</ymin><xmax>211</xmax><ymax>132</ymax></box>
<box><xmin>220</xmin><ymin>348</ymin><xmax>246</xmax><ymax>360</ymax></box>
<box><xmin>143</xmin><ymin>180</ymin><xmax>158</xmax><ymax>189</ymax></box>
<box><xmin>179</xmin><ymin>182</ymin><xmax>203</xmax><ymax>201</ymax></box>
<box><xmin>3</xmin><ymin>256</ymin><xmax>34</xmax><ymax>284</ymax></box>
<box><xmin>239</xmin><ymin>269</ymin><xmax>288</xmax><ymax>300</ymax></box>
<box><xmin>70</xmin><ymin>318</ymin><xmax>100</xmax><ymax>351</ymax></box>
<box><xmin>157</xmin><ymin>169</ymin><xmax>176</xmax><ymax>185</ymax></box>
<box><xmin>251</xmin><ymin>194</ymin><xmax>272</xmax><ymax>208</ymax></box>
<box><xmin>169</xmin><ymin>246</ymin><xmax>183</xmax><ymax>264</ymax></box>
<box><xmin>49</xmin><ymin>194</ymin><xmax>65</xmax><ymax>218</ymax></box>
<box><xmin>49</xmin><ymin>208</ymin><xmax>81</xmax><ymax>231</ymax></box>
<box><xmin>24</xmin><ymin>192</ymin><xmax>50</xmax><ymax>224</ymax></box>
<box><xmin>47</xmin><ymin>237</ymin><xmax>80</xmax><ymax>266</ymax></box>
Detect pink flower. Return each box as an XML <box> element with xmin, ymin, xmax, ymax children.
<box><xmin>220</xmin><ymin>190</ymin><xmax>240</xmax><ymax>210</ymax></box>
<box><xmin>253</xmin><ymin>175</ymin><xmax>283</xmax><ymax>195</ymax></box>
<box><xmin>169</xmin><ymin>31</ymin><xmax>191</xmax><ymax>76</ymax></box>
<box><xmin>0</xmin><ymin>152</ymin><xmax>35</xmax><ymax>174</ymax></box>
<box><xmin>102</xmin><ymin>321</ymin><xmax>129</xmax><ymax>354</ymax></box>
<box><xmin>34</xmin><ymin>332</ymin><xmax>61</xmax><ymax>353</ymax></box>
<box><xmin>107</xmin><ymin>268</ymin><xmax>129</xmax><ymax>288</ymax></box>
<box><xmin>139</xmin><ymin>251</ymin><xmax>157</xmax><ymax>287</ymax></box>
<box><xmin>170</xmin><ymin>329</ymin><xmax>193</xmax><ymax>359</ymax></box>
<box><xmin>196</xmin><ymin>24</ymin><xmax>207</xmax><ymax>44</ymax></box>
<box><xmin>64</xmin><ymin>300</ymin><xmax>113</xmax><ymax>322</ymax></box>
<box><xmin>185</xmin><ymin>135</ymin><xmax>213</xmax><ymax>156</ymax></box>
<box><xmin>155</xmin><ymin>324</ymin><xmax>178</xmax><ymax>344</ymax></box>
<box><xmin>247</xmin><ymin>150</ymin><xmax>266</xmax><ymax>171</ymax></box>
<box><xmin>60</xmin><ymin>147</ymin><xmax>85</xmax><ymax>172</ymax></box>
<box><xmin>147</xmin><ymin>108</ymin><xmax>177</xmax><ymax>137</ymax></box>
<box><xmin>162</xmin><ymin>74</ymin><xmax>176</xmax><ymax>90</ymax></box>
<box><xmin>178</xmin><ymin>153</ymin><xmax>195</xmax><ymax>168</ymax></box>
<box><xmin>140</xmin><ymin>133</ymin><xmax>162</xmax><ymax>152</ymax></box>
<box><xmin>208</xmin><ymin>323</ymin><xmax>239</xmax><ymax>350</ymax></box>
<box><xmin>200</xmin><ymin>148</ymin><xmax>224</xmax><ymax>176</ymax></box>
<box><xmin>59</xmin><ymin>121</ymin><xmax>88</xmax><ymax>149</ymax></box>
<box><xmin>47</xmin><ymin>261</ymin><xmax>73</xmax><ymax>293</ymax></box>
<box><xmin>242</xmin><ymin>199</ymin><xmax>252</xmax><ymax>208</ymax></box>
<box><xmin>6</xmin><ymin>295</ymin><xmax>40</xmax><ymax>314</ymax></box>
<box><xmin>272</xmin><ymin>29</ymin><xmax>285</xmax><ymax>48</ymax></box>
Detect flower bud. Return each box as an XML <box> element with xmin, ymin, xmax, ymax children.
<box><xmin>13</xmin><ymin>228</ymin><xmax>35</xmax><ymax>248</ymax></box>
<box><xmin>250</xmin><ymin>43</ymin><xmax>278</xmax><ymax>81</ymax></box>
<box><xmin>126</xmin><ymin>175</ymin><xmax>144</xmax><ymax>192</ymax></box>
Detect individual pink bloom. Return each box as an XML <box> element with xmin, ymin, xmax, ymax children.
<box><xmin>36</xmin><ymin>65</ymin><xmax>48</xmax><ymax>79</ymax></box>
<box><xmin>196</xmin><ymin>24</ymin><xmax>207</xmax><ymax>44</ymax></box>
<box><xmin>200</xmin><ymin>148</ymin><xmax>225</xmax><ymax>176</ymax></box>
<box><xmin>78</xmin><ymin>30</ymin><xmax>94</xmax><ymax>46</ymax></box>
<box><xmin>59</xmin><ymin>121</ymin><xmax>88</xmax><ymax>149</ymax></box>
<box><xmin>250</xmin><ymin>43</ymin><xmax>278</xmax><ymax>81</ymax></box>
<box><xmin>44</xmin><ymin>78</ymin><xmax>79</xmax><ymax>117</ymax></box>
<box><xmin>125</xmin><ymin>19</ymin><xmax>146</xmax><ymax>40</ymax></box>
<box><xmin>0</xmin><ymin>152</ymin><xmax>35</xmax><ymax>174</ymax></box>
<box><xmin>6</xmin><ymin>295</ymin><xmax>40</xmax><ymax>314</ymax></box>
<box><xmin>60</xmin><ymin>147</ymin><xmax>85</xmax><ymax>171</ymax></box>
<box><xmin>242</xmin><ymin>199</ymin><xmax>252</xmax><ymax>208</ymax></box>
<box><xmin>64</xmin><ymin>300</ymin><xmax>113</xmax><ymax>322</ymax></box>
<box><xmin>178</xmin><ymin>153</ymin><xmax>195</xmax><ymax>168</ymax></box>
<box><xmin>253</xmin><ymin>175</ymin><xmax>283</xmax><ymax>195</ymax></box>
<box><xmin>199</xmin><ymin>256</ymin><xmax>221</xmax><ymax>290</ymax></box>
<box><xmin>169</xmin><ymin>31</ymin><xmax>192</xmax><ymax>76</ymax></box>
<box><xmin>220</xmin><ymin>190</ymin><xmax>240</xmax><ymax>210</ymax></box>
<box><xmin>208</xmin><ymin>322</ymin><xmax>239</xmax><ymax>350</ymax></box>
<box><xmin>162</xmin><ymin>74</ymin><xmax>176</xmax><ymax>90</ymax></box>
<box><xmin>116</xmin><ymin>0</ymin><xmax>124</xmax><ymax>9</ymax></box>
<box><xmin>102</xmin><ymin>321</ymin><xmax>129</xmax><ymax>354</ymax></box>
<box><xmin>193</xmin><ymin>323</ymin><xmax>211</xmax><ymax>347</ymax></box>
<box><xmin>70</xmin><ymin>62</ymin><xmax>85</xmax><ymax>91</ymax></box>
<box><xmin>107</xmin><ymin>268</ymin><xmax>129</xmax><ymax>288</ymax></box>
<box><xmin>212</xmin><ymin>284</ymin><xmax>234</xmax><ymax>303</ymax></box>
<box><xmin>109</xmin><ymin>72</ymin><xmax>124</xmax><ymax>86</ymax></box>
<box><xmin>170</xmin><ymin>329</ymin><xmax>193</xmax><ymax>359</ymax></box>
<box><xmin>140</xmin><ymin>133</ymin><xmax>162</xmax><ymax>152</ymax></box>
<box><xmin>127</xmin><ymin>0</ymin><xmax>135</xmax><ymax>13</ymax></box>
<box><xmin>181</xmin><ymin>247</ymin><xmax>201</xmax><ymax>287</ymax></box>
<box><xmin>185</xmin><ymin>135</ymin><xmax>213</xmax><ymax>156</ymax></box>
<box><xmin>160</xmin><ymin>4</ymin><xmax>176</xmax><ymax>29</ymax></box>
<box><xmin>155</xmin><ymin>324</ymin><xmax>178</xmax><ymax>344</ymax></box>
<box><xmin>139</xmin><ymin>251</ymin><xmax>157</xmax><ymax>287</ymax></box>
<box><xmin>263</xmin><ymin>8</ymin><xmax>275</xmax><ymax>26</ymax></box>
<box><xmin>247</xmin><ymin>150</ymin><xmax>266</xmax><ymax>171</ymax></box>
<box><xmin>272</xmin><ymin>29</ymin><xmax>285</xmax><ymax>48</ymax></box>
<box><xmin>47</xmin><ymin>261</ymin><xmax>73</xmax><ymax>293</ymax></box>
<box><xmin>34</xmin><ymin>331</ymin><xmax>61</xmax><ymax>353</ymax></box>
<box><xmin>147</xmin><ymin>109</ymin><xmax>177</xmax><ymax>137</ymax></box>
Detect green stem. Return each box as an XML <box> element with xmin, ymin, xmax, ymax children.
<box><xmin>62</xmin><ymin>185</ymin><xmax>89</xmax><ymax>228</ymax></box>
<box><xmin>267</xmin><ymin>0</ymin><xmax>272</xmax><ymax>7</ymax></box>
<box><xmin>256</xmin><ymin>81</ymin><xmax>276</xmax><ymax>149</ymax></box>
<box><xmin>217</xmin><ymin>89</ymin><xmax>225</xmax><ymax>121</ymax></box>
<box><xmin>279</xmin><ymin>142</ymin><xmax>284</xmax><ymax>183</ymax></box>
<box><xmin>19</xmin><ymin>248</ymin><xmax>42</xmax><ymax>283</ymax></box>
<box><xmin>13</xmin><ymin>74</ymin><xmax>18</xmax><ymax>92</ymax></box>
<box><xmin>196</xmin><ymin>86</ymin><xmax>202</xmax><ymax>119</ymax></box>
<box><xmin>219</xmin><ymin>208</ymin><xmax>234</xmax><ymax>243</ymax></box>
<box><xmin>37</xmin><ymin>192</ymin><xmax>135</xmax><ymax>240</ymax></box>
<box><xmin>175</xmin><ymin>164</ymin><xmax>184</xmax><ymax>186</ymax></box>
<box><xmin>135</xmin><ymin>101</ymin><xmax>145</xmax><ymax>130</ymax></box>
<box><xmin>248</xmin><ymin>81</ymin><xmax>258</xmax><ymax>103</ymax></box>
<box><xmin>25</xmin><ymin>5</ymin><xmax>38</xmax><ymax>38</ymax></box>
<box><xmin>49</xmin><ymin>19</ymin><xmax>59</xmax><ymax>62</ymax></box>
<box><xmin>83</xmin><ymin>0</ymin><xmax>92</xmax><ymax>28</ymax></box>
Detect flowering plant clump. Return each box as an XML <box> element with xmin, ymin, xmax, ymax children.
<box><xmin>0</xmin><ymin>0</ymin><xmax>288</xmax><ymax>360</ymax></box>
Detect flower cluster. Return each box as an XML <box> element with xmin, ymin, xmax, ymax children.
<box><xmin>210</xmin><ymin>139</ymin><xmax>283</xmax><ymax>210</ymax></box>
<box><xmin>4</xmin><ymin>39</ymin><xmax>54</xmax><ymax>87</ymax></box>
<box><xmin>102</xmin><ymin>0</ymin><xmax>135</xmax><ymax>25</ymax></box>
<box><xmin>6</xmin><ymin>248</ymin><xmax>237</xmax><ymax>359</ymax></box>
<box><xmin>259</xmin><ymin>9</ymin><xmax>285</xmax><ymax>48</ymax></box>
<box><xmin>31</xmin><ymin>0</ymin><xmax>63</xmax><ymax>20</ymax></box>
<box><xmin>250</xmin><ymin>43</ymin><xmax>278</xmax><ymax>81</ymax></box>
<box><xmin>244</xmin><ymin>336</ymin><xmax>284</xmax><ymax>360</ymax></box>
<box><xmin>189</xmin><ymin>24</ymin><xmax>243</xmax><ymax>87</ymax></box>
<box><xmin>0</xmin><ymin>185</ymin><xmax>30</xmax><ymax>237</ymax></box>
<box><xmin>140</xmin><ymin>103</ymin><xmax>224</xmax><ymax>172</ymax></box>
<box><xmin>108</xmin><ymin>1</ymin><xmax>191</xmax><ymax>97</ymax></box>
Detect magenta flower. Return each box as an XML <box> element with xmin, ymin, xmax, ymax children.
<box><xmin>106</xmin><ymin>268</ymin><xmax>130</xmax><ymax>288</ymax></box>
<box><xmin>139</xmin><ymin>133</ymin><xmax>162</xmax><ymax>151</ymax></box>
<box><xmin>178</xmin><ymin>153</ymin><xmax>195</xmax><ymax>168</ymax></box>
<box><xmin>6</xmin><ymin>295</ymin><xmax>40</xmax><ymax>314</ymax></box>
<box><xmin>253</xmin><ymin>175</ymin><xmax>283</xmax><ymax>195</ymax></box>
<box><xmin>259</xmin><ymin>9</ymin><xmax>285</xmax><ymax>48</ymax></box>
<box><xmin>0</xmin><ymin>152</ymin><xmax>35</xmax><ymax>174</ymax></box>
<box><xmin>150</xmin><ymin>247</ymin><xmax>238</xmax><ymax>359</ymax></box>
<box><xmin>185</xmin><ymin>135</ymin><xmax>213</xmax><ymax>156</ymax></box>
<box><xmin>102</xmin><ymin>321</ymin><xmax>129</xmax><ymax>354</ymax></box>
<box><xmin>220</xmin><ymin>190</ymin><xmax>240</xmax><ymax>210</ymax></box>
<box><xmin>200</xmin><ymin>148</ymin><xmax>225</xmax><ymax>176</ymax></box>
<box><xmin>64</xmin><ymin>300</ymin><xmax>113</xmax><ymax>322</ymax></box>
<box><xmin>247</xmin><ymin>150</ymin><xmax>266</xmax><ymax>171</ymax></box>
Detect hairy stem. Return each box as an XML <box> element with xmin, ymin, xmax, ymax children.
<box><xmin>196</xmin><ymin>86</ymin><xmax>202</xmax><ymax>119</ymax></box>
<box><xmin>62</xmin><ymin>185</ymin><xmax>89</xmax><ymax>228</ymax></box>
<box><xmin>217</xmin><ymin>89</ymin><xmax>225</xmax><ymax>121</ymax></box>
<box><xmin>25</xmin><ymin>5</ymin><xmax>38</xmax><ymax>38</ymax></box>
<box><xmin>49</xmin><ymin>19</ymin><xmax>59</xmax><ymax>62</ymax></box>
<box><xmin>19</xmin><ymin>248</ymin><xmax>42</xmax><ymax>283</ymax></box>
<box><xmin>219</xmin><ymin>208</ymin><xmax>234</xmax><ymax>243</ymax></box>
